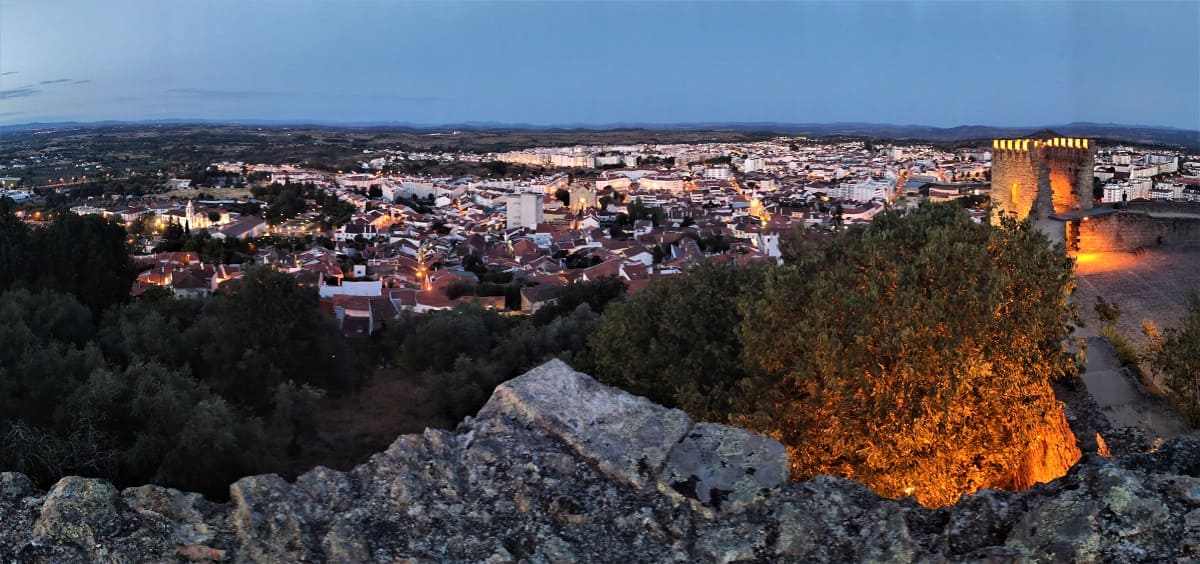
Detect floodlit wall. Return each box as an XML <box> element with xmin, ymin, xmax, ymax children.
<box><xmin>991</xmin><ymin>138</ymin><xmax>1094</xmax><ymax>224</ymax></box>
<box><xmin>1076</xmin><ymin>213</ymin><xmax>1200</xmax><ymax>252</ymax></box>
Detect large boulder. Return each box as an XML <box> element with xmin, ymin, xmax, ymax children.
<box><xmin>0</xmin><ymin>360</ymin><xmax>1197</xmax><ymax>561</ymax></box>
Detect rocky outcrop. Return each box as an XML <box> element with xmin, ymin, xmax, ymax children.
<box><xmin>2</xmin><ymin>359</ymin><xmax>1199</xmax><ymax>562</ymax></box>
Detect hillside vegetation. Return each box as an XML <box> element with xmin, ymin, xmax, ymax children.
<box><xmin>591</xmin><ymin>203</ymin><xmax>1084</xmax><ymax>506</ymax></box>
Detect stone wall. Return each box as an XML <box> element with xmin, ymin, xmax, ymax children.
<box><xmin>1077</xmin><ymin>212</ymin><xmax>1200</xmax><ymax>252</ymax></box>
<box><xmin>1123</xmin><ymin>201</ymin><xmax>1200</xmax><ymax>215</ymax></box>
<box><xmin>991</xmin><ymin>147</ymin><xmax>1041</xmax><ymax>223</ymax></box>
<box><xmin>1045</xmin><ymin>145</ymin><xmax>1095</xmax><ymax>213</ymax></box>
<box><xmin>2</xmin><ymin>360</ymin><xmax>1200</xmax><ymax>561</ymax></box>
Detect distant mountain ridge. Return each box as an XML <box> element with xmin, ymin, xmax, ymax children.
<box><xmin>2</xmin><ymin>119</ymin><xmax>1197</xmax><ymax>149</ymax></box>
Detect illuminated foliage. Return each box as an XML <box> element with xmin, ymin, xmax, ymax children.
<box><xmin>592</xmin><ymin>203</ymin><xmax>1082</xmax><ymax>507</ymax></box>
<box><xmin>738</xmin><ymin>204</ymin><xmax>1081</xmax><ymax>506</ymax></box>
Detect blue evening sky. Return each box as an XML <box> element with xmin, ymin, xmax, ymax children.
<box><xmin>1</xmin><ymin>1</ymin><xmax>1197</xmax><ymax>129</ymax></box>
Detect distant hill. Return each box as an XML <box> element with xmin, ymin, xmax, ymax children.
<box><xmin>660</xmin><ymin>122</ymin><xmax>1199</xmax><ymax>150</ymax></box>
<box><xmin>2</xmin><ymin>120</ymin><xmax>1197</xmax><ymax>150</ymax></box>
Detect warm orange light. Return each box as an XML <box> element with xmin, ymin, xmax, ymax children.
<box><xmin>1073</xmin><ymin>252</ymin><xmax>1139</xmax><ymax>274</ymax></box>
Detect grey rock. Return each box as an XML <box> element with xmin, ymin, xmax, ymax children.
<box><xmin>31</xmin><ymin>476</ymin><xmax>121</xmax><ymax>549</ymax></box>
<box><xmin>1</xmin><ymin>472</ymin><xmax>33</xmax><ymax>501</ymax></box>
<box><xmin>477</xmin><ymin>358</ymin><xmax>693</xmax><ymax>489</ymax></box>
<box><xmin>658</xmin><ymin>422</ymin><xmax>788</xmax><ymax>513</ymax></box>
<box><xmin>0</xmin><ymin>359</ymin><xmax>1198</xmax><ymax>562</ymax></box>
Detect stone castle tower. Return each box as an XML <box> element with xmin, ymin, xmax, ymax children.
<box><xmin>990</xmin><ymin>133</ymin><xmax>1094</xmax><ymax>224</ymax></box>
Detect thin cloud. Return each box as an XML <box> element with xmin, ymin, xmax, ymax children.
<box><xmin>360</xmin><ymin>94</ymin><xmax>443</xmax><ymax>103</ymax></box>
<box><xmin>69</xmin><ymin>79</ymin><xmax>90</xmax><ymax>85</ymax></box>
<box><xmin>0</xmin><ymin>87</ymin><xmax>41</xmax><ymax>99</ymax></box>
<box><xmin>162</xmin><ymin>88</ymin><xmax>442</xmax><ymax>104</ymax></box>
<box><xmin>40</xmin><ymin>78</ymin><xmax>72</xmax><ymax>85</ymax></box>
<box><xmin>0</xmin><ymin>71</ymin><xmax>17</xmax><ymax>76</ymax></box>
<box><xmin>166</xmin><ymin>88</ymin><xmax>281</xmax><ymax>98</ymax></box>
<box><xmin>0</xmin><ymin>110</ymin><xmax>25</xmax><ymax>117</ymax></box>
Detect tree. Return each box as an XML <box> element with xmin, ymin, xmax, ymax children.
<box><xmin>590</xmin><ymin>262</ymin><xmax>764</xmax><ymax>422</ymax></box>
<box><xmin>127</xmin><ymin>215</ymin><xmax>154</xmax><ymax>239</ymax></box>
<box><xmin>97</xmin><ymin>302</ymin><xmax>187</xmax><ymax>367</ymax></box>
<box><xmin>0</xmin><ymin>197</ymin><xmax>30</xmax><ymax>291</ymax></box>
<box><xmin>529</xmin><ymin>276</ymin><xmax>626</xmax><ymax>326</ymax></box>
<box><xmin>1094</xmin><ymin>295</ymin><xmax>1122</xmax><ymax>327</ymax></box>
<box><xmin>211</xmin><ymin>266</ymin><xmax>351</xmax><ymax>410</ymax></box>
<box><xmin>0</xmin><ymin>291</ymin><xmax>103</xmax><ymax>430</ymax></box>
<box><xmin>737</xmin><ymin>203</ymin><xmax>1079</xmax><ymax>506</ymax></box>
<box><xmin>590</xmin><ymin>203</ymin><xmax>1082</xmax><ymax>507</ymax></box>
<box><xmin>265</xmin><ymin>185</ymin><xmax>307</xmax><ymax>223</ymax></box>
<box><xmin>1144</xmin><ymin>292</ymin><xmax>1200</xmax><ymax>427</ymax></box>
<box><xmin>394</xmin><ymin>304</ymin><xmax>507</xmax><ymax>373</ymax></box>
<box><xmin>20</xmin><ymin>213</ymin><xmax>134</xmax><ymax>314</ymax></box>
<box><xmin>153</xmin><ymin>398</ymin><xmax>268</xmax><ymax>498</ymax></box>
<box><xmin>272</xmin><ymin>381</ymin><xmax>325</xmax><ymax>455</ymax></box>
<box><xmin>554</xmin><ymin>188</ymin><xmax>571</xmax><ymax>206</ymax></box>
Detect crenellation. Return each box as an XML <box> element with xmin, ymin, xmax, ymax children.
<box><xmin>991</xmin><ymin>135</ymin><xmax>1095</xmax><ymax>224</ymax></box>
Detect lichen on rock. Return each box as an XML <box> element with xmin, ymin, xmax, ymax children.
<box><xmin>1</xmin><ymin>360</ymin><xmax>1198</xmax><ymax>562</ymax></box>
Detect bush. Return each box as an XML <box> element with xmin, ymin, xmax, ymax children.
<box><xmin>590</xmin><ymin>203</ymin><xmax>1081</xmax><ymax>507</ymax></box>
<box><xmin>1144</xmin><ymin>292</ymin><xmax>1200</xmax><ymax>427</ymax></box>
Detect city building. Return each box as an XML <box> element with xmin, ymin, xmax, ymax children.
<box><xmin>506</xmin><ymin>191</ymin><xmax>544</xmax><ymax>229</ymax></box>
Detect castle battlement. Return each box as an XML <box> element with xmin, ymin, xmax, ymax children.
<box><xmin>993</xmin><ymin>138</ymin><xmax>1089</xmax><ymax>152</ymax></box>
<box><xmin>991</xmin><ymin>135</ymin><xmax>1095</xmax><ymax>223</ymax></box>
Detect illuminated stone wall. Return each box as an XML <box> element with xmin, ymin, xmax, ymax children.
<box><xmin>991</xmin><ymin>141</ymin><xmax>1042</xmax><ymax>222</ymax></box>
<box><xmin>991</xmin><ymin>138</ymin><xmax>1094</xmax><ymax>224</ymax></box>
<box><xmin>1076</xmin><ymin>212</ymin><xmax>1200</xmax><ymax>252</ymax></box>
<box><xmin>1045</xmin><ymin>142</ymin><xmax>1095</xmax><ymax>213</ymax></box>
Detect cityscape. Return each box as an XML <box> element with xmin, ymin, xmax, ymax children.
<box><xmin>2</xmin><ymin>133</ymin><xmax>1198</xmax><ymax>330</ymax></box>
<box><xmin>1</xmin><ymin>1</ymin><xmax>1199</xmax><ymax>561</ymax></box>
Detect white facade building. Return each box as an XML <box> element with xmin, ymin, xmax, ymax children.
<box><xmin>506</xmin><ymin>191</ymin><xmax>544</xmax><ymax>229</ymax></box>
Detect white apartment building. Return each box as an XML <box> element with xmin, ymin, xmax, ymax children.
<box><xmin>638</xmin><ymin>173</ymin><xmax>686</xmax><ymax>193</ymax></box>
<box><xmin>506</xmin><ymin>191</ymin><xmax>544</xmax><ymax>229</ymax></box>
<box><xmin>1102</xmin><ymin>178</ymin><xmax>1153</xmax><ymax>203</ymax></box>
<box><xmin>742</xmin><ymin>156</ymin><xmax>765</xmax><ymax>173</ymax></box>
<box><xmin>833</xmin><ymin>179</ymin><xmax>891</xmax><ymax>203</ymax></box>
<box><xmin>704</xmin><ymin>166</ymin><xmax>732</xmax><ymax>180</ymax></box>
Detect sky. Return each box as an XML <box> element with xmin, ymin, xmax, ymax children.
<box><xmin>1</xmin><ymin>0</ymin><xmax>1197</xmax><ymax>129</ymax></box>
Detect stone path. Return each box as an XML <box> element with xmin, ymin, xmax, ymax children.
<box><xmin>1080</xmin><ymin>337</ymin><xmax>1188</xmax><ymax>441</ymax></box>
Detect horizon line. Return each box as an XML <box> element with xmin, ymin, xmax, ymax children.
<box><xmin>2</xmin><ymin>118</ymin><xmax>1198</xmax><ymax>134</ymax></box>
